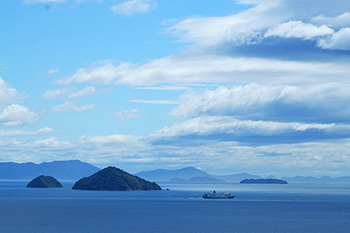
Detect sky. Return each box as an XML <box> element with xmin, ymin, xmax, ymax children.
<box><xmin>1</xmin><ymin>0</ymin><xmax>350</xmax><ymax>177</ymax></box>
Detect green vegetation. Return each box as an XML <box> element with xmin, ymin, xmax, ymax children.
<box><xmin>72</xmin><ymin>166</ymin><xmax>162</xmax><ymax>191</ymax></box>
<box><xmin>26</xmin><ymin>175</ymin><xmax>63</xmax><ymax>188</ymax></box>
<box><xmin>240</xmin><ymin>178</ymin><xmax>288</xmax><ymax>184</ymax></box>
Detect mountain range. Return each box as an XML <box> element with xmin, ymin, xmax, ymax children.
<box><xmin>136</xmin><ymin>167</ymin><xmax>350</xmax><ymax>184</ymax></box>
<box><xmin>1</xmin><ymin>160</ymin><xmax>350</xmax><ymax>184</ymax></box>
<box><xmin>136</xmin><ymin>167</ymin><xmax>263</xmax><ymax>183</ymax></box>
<box><xmin>0</xmin><ymin>160</ymin><xmax>99</xmax><ymax>180</ymax></box>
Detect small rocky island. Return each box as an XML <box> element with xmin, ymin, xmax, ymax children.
<box><xmin>26</xmin><ymin>175</ymin><xmax>63</xmax><ymax>188</ymax></box>
<box><xmin>240</xmin><ymin>178</ymin><xmax>288</xmax><ymax>184</ymax></box>
<box><xmin>72</xmin><ymin>166</ymin><xmax>162</xmax><ymax>191</ymax></box>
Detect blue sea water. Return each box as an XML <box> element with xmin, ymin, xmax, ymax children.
<box><xmin>0</xmin><ymin>181</ymin><xmax>350</xmax><ymax>233</ymax></box>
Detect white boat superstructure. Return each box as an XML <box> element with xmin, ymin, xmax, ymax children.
<box><xmin>202</xmin><ymin>190</ymin><xmax>235</xmax><ymax>199</ymax></box>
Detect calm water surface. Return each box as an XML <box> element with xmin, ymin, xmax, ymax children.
<box><xmin>0</xmin><ymin>181</ymin><xmax>350</xmax><ymax>233</ymax></box>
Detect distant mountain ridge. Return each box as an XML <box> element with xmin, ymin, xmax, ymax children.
<box><xmin>0</xmin><ymin>160</ymin><xmax>100</xmax><ymax>180</ymax></box>
<box><xmin>136</xmin><ymin>167</ymin><xmax>350</xmax><ymax>184</ymax></box>
<box><xmin>135</xmin><ymin>167</ymin><xmax>263</xmax><ymax>183</ymax></box>
<box><xmin>135</xmin><ymin>167</ymin><xmax>212</xmax><ymax>182</ymax></box>
<box><xmin>170</xmin><ymin>176</ymin><xmax>226</xmax><ymax>183</ymax></box>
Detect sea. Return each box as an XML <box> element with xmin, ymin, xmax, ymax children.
<box><xmin>0</xmin><ymin>181</ymin><xmax>350</xmax><ymax>233</ymax></box>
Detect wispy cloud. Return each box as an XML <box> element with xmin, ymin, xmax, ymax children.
<box><xmin>110</xmin><ymin>0</ymin><xmax>155</xmax><ymax>15</ymax></box>
<box><xmin>168</xmin><ymin>0</ymin><xmax>350</xmax><ymax>49</ymax></box>
<box><xmin>51</xmin><ymin>100</ymin><xmax>95</xmax><ymax>112</ymax></box>
<box><xmin>0</xmin><ymin>127</ymin><xmax>54</xmax><ymax>137</ymax></box>
<box><xmin>152</xmin><ymin>116</ymin><xmax>346</xmax><ymax>143</ymax></box>
<box><xmin>46</xmin><ymin>68</ymin><xmax>60</xmax><ymax>75</ymax></box>
<box><xmin>56</xmin><ymin>57</ymin><xmax>350</xmax><ymax>87</ymax></box>
<box><xmin>115</xmin><ymin>109</ymin><xmax>144</xmax><ymax>121</ymax></box>
<box><xmin>311</xmin><ymin>12</ymin><xmax>350</xmax><ymax>29</ymax></box>
<box><xmin>43</xmin><ymin>86</ymin><xmax>95</xmax><ymax>100</ymax></box>
<box><xmin>68</xmin><ymin>86</ymin><xmax>95</xmax><ymax>99</ymax></box>
<box><xmin>43</xmin><ymin>88</ymin><xmax>72</xmax><ymax>100</ymax></box>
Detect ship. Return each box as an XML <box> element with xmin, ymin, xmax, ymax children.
<box><xmin>202</xmin><ymin>190</ymin><xmax>235</xmax><ymax>199</ymax></box>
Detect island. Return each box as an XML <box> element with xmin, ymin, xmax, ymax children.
<box><xmin>26</xmin><ymin>175</ymin><xmax>63</xmax><ymax>188</ymax></box>
<box><xmin>240</xmin><ymin>178</ymin><xmax>288</xmax><ymax>184</ymax></box>
<box><xmin>72</xmin><ymin>166</ymin><xmax>162</xmax><ymax>191</ymax></box>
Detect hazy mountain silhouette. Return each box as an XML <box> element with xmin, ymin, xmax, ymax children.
<box><xmin>136</xmin><ymin>167</ymin><xmax>350</xmax><ymax>184</ymax></box>
<box><xmin>0</xmin><ymin>160</ymin><xmax>100</xmax><ymax>180</ymax></box>
<box><xmin>135</xmin><ymin>167</ymin><xmax>211</xmax><ymax>182</ymax></box>
<box><xmin>136</xmin><ymin>167</ymin><xmax>262</xmax><ymax>183</ymax></box>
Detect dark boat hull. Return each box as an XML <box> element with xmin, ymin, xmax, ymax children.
<box><xmin>203</xmin><ymin>196</ymin><xmax>235</xmax><ymax>199</ymax></box>
<box><xmin>202</xmin><ymin>195</ymin><xmax>235</xmax><ymax>199</ymax></box>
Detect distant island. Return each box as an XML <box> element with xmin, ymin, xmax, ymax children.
<box><xmin>72</xmin><ymin>166</ymin><xmax>162</xmax><ymax>191</ymax></box>
<box><xmin>27</xmin><ymin>175</ymin><xmax>63</xmax><ymax>188</ymax></box>
<box><xmin>240</xmin><ymin>178</ymin><xmax>288</xmax><ymax>184</ymax></box>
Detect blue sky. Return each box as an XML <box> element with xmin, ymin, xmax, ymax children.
<box><xmin>1</xmin><ymin>0</ymin><xmax>350</xmax><ymax>177</ymax></box>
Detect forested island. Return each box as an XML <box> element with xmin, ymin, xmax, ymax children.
<box><xmin>72</xmin><ymin>166</ymin><xmax>162</xmax><ymax>191</ymax></box>
<box><xmin>26</xmin><ymin>175</ymin><xmax>63</xmax><ymax>188</ymax></box>
<box><xmin>240</xmin><ymin>178</ymin><xmax>288</xmax><ymax>184</ymax></box>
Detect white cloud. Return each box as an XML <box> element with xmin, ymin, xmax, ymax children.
<box><xmin>167</xmin><ymin>0</ymin><xmax>282</xmax><ymax>46</ymax></box>
<box><xmin>56</xmin><ymin>61</ymin><xmax>132</xmax><ymax>85</ymax></box>
<box><xmin>43</xmin><ymin>88</ymin><xmax>72</xmax><ymax>100</ymax></box>
<box><xmin>68</xmin><ymin>86</ymin><xmax>95</xmax><ymax>99</ymax></box>
<box><xmin>0</xmin><ymin>77</ymin><xmax>23</xmax><ymax>106</ymax></box>
<box><xmin>56</xmin><ymin>56</ymin><xmax>350</xmax><ymax>87</ymax></box>
<box><xmin>168</xmin><ymin>0</ymin><xmax>350</xmax><ymax>52</ymax></box>
<box><xmin>79</xmin><ymin>134</ymin><xmax>143</xmax><ymax>144</ymax></box>
<box><xmin>43</xmin><ymin>86</ymin><xmax>95</xmax><ymax>100</ymax></box>
<box><xmin>265</xmin><ymin>21</ymin><xmax>334</xmax><ymax>40</ymax></box>
<box><xmin>318</xmin><ymin>27</ymin><xmax>350</xmax><ymax>50</ymax></box>
<box><xmin>0</xmin><ymin>104</ymin><xmax>37</xmax><ymax>127</ymax></box>
<box><xmin>32</xmin><ymin>137</ymin><xmax>71</xmax><ymax>147</ymax></box>
<box><xmin>0</xmin><ymin>127</ymin><xmax>54</xmax><ymax>137</ymax></box>
<box><xmin>51</xmin><ymin>100</ymin><xmax>95</xmax><ymax>112</ymax></box>
<box><xmin>311</xmin><ymin>12</ymin><xmax>350</xmax><ymax>29</ymax></box>
<box><xmin>46</xmin><ymin>68</ymin><xmax>59</xmax><ymax>75</ymax></box>
<box><xmin>54</xmin><ymin>0</ymin><xmax>350</xmax><ymax>88</ymax></box>
<box><xmin>115</xmin><ymin>109</ymin><xmax>144</xmax><ymax>121</ymax></box>
<box><xmin>153</xmin><ymin>116</ymin><xmax>337</xmax><ymax>138</ymax></box>
<box><xmin>110</xmin><ymin>0</ymin><xmax>155</xmax><ymax>15</ymax></box>
<box><xmin>171</xmin><ymin>83</ymin><xmax>350</xmax><ymax>123</ymax></box>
